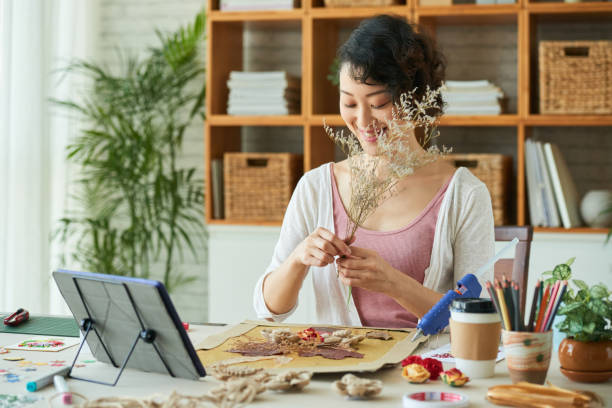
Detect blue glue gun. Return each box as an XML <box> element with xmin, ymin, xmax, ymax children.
<box><xmin>412</xmin><ymin>273</ymin><xmax>482</xmax><ymax>341</ymax></box>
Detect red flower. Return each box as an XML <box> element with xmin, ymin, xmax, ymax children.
<box><xmin>401</xmin><ymin>355</ymin><xmax>423</xmax><ymax>367</ymax></box>
<box><xmin>422</xmin><ymin>358</ymin><xmax>443</xmax><ymax>380</ymax></box>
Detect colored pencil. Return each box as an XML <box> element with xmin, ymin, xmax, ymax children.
<box><xmin>486</xmin><ymin>281</ymin><xmax>505</xmax><ymax>330</ymax></box>
<box><xmin>512</xmin><ymin>282</ymin><xmax>523</xmax><ymax>331</ymax></box>
<box><xmin>541</xmin><ymin>281</ymin><xmax>561</xmax><ymax>332</ymax></box>
<box><xmin>527</xmin><ymin>280</ymin><xmax>541</xmax><ymax>332</ymax></box>
<box><xmin>495</xmin><ymin>282</ymin><xmax>512</xmax><ymax>331</ymax></box>
<box><xmin>544</xmin><ymin>281</ymin><xmax>568</xmax><ymax>332</ymax></box>
<box><xmin>503</xmin><ymin>279</ymin><xmax>515</xmax><ymax>331</ymax></box>
<box><xmin>534</xmin><ymin>284</ymin><xmax>551</xmax><ymax>332</ymax></box>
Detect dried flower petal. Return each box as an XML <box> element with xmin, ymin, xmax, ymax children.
<box><xmin>422</xmin><ymin>358</ymin><xmax>443</xmax><ymax>380</ymax></box>
<box><xmin>401</xmin><ymin>355</ymin><xmax>423</xmax><ymax>367</ymax></box>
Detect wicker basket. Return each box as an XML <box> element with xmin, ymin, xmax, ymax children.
<box><xmin>539</xmin><ymin>41</ymin><xmax>612</xmax><ymax>114</ymax></box>
<box><xmin>224</xmin><ymin>153</ymin><xmax>302</xmax><ymax>221</ymax></box>
<box><xmin>445</xmin><ymin>154</ymin><xmax>513</xmax><ymax>226</ymax></box>
<box><xmin>324</xmin><ymin>0</ymin><xmax>401</xmax><ymax>7</ymax></box>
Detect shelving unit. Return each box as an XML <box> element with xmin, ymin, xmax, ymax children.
<box><xmin>205</xmin><ymin>0</ymin><xmax>612</xmax><ymax>233</ymax></box>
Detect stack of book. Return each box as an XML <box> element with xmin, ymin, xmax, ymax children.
<box><xmin>525</xmin><ymin>139</ymin><xmax>582</xmax><ymax>228</ymax></box>
<box><xmin>442</xmin><ymin>80</ymin><xmax>504</xmax><ymax>115</ymax></box>
<box><xmin>227</xmin><ymin>71</ymin><xmax>300</xmax><ymax>116</ymax></box>
<box><xmin>220</xmin><ymin>0</ymin><xmax>297</xmax><ymax>11</ymax></box>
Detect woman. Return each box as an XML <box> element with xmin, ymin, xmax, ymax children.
<box><xmin>253</xmin><ymin>14</ymin><xmax>495</xmax><ymax>328</ymax></box>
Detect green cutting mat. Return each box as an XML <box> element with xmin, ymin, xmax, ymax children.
<box><xmin>0</xmin><ymin>315</ymin><xmax>80</xmax><ymax>337</ymax></box>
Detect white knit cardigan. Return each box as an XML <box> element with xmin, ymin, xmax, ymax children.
<box><xmin>253</xmin><ymin>163</ymin><xmax>495</xmax><ymax>326</ymax></box>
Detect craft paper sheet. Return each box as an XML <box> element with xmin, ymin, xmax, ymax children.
<box><xmin>196</xmin><ymin>320</ymin><xmax>426</xmax><ymax>374</ymax></box>
<box><xmin>4</xmin><ymin>337</ymin><xmax>80</xmax><ymax>352</ymax></box>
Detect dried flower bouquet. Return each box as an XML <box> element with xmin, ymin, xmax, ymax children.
<box><xmin>325</xmin><ymin>87</ymin><xmax>450</xmax><ymax>304</ymax></box>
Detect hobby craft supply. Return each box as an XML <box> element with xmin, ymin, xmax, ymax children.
<box><xmin>4</xmin><ymin>337</ymin><xmax>80</xmax><ymax>352</ymax></box>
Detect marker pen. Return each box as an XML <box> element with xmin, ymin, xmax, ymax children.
<box><xmin>26</xmin><ymin>367</ymin><xmax>70</xmax><ymax>392</ymax></box>
<box><xmin>53</xmin><ymin>375</ymin><xmax>73</xmax><ymax>404</ymax></box>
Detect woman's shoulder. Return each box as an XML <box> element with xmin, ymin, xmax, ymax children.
<box><xmin>451</xmin><ymin>166</ymin><xmax>488</xmax><ymax>193</ymax></box>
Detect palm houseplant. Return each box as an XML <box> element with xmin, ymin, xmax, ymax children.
<box><xmin>54</xmin><ymin>11</ymin><xmax>207</xmax><ymax>293</ymax></box>
<box><xmin>542</xmin><ymin>259</ymin><xmax>612</xmax><ymax>383</ymax></box>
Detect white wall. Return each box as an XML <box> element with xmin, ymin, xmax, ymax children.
<box><xmin>96</xmin><ymin>0</ymin><xmax>208</xmax><ymax>322</ymax></box>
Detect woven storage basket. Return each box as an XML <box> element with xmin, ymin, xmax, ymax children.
<box><xmin>539</xmin><ymin>41</ymin><xmax>612</xmax><ymax>114</ymax></box>
<box><xmin>224</xmin><ymin>153</ymin><xmax>302</xmax><ymax>222</ymax></box>
<box><xmin>445</xmin><ymin>154</ymin><xmax>512</xmax><ymax>226</ymax></box>
<box><xmin>324</xmin><ymin>0</ymin><xmax>401</xmax><ymax>7</ymax></box>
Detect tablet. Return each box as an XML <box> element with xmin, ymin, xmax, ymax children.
<box><xmin>53</xmin><ymin>269</ymin><xmax>206</xmax><ymax>380</ymax></box>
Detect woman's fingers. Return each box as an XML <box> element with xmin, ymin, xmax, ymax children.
<box><xmin>310</xmin><ymin>247</ymin><xmax>334</xmax><ymax>265</ymax></box>
<box><xmin>336</xmin><ymin>256</ymin><xmax>369</xmax><ymax>270</ymax></box>
<box><xmin>316</xmin><ymin>228</ymin><xmax>352</xmax><ymax>256</ymax></box>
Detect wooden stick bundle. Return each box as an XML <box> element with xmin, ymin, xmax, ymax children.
<box><xmin>487</xmin><ymin>382</ymin><xmax>597</xmax><ymax>408</ymax></box>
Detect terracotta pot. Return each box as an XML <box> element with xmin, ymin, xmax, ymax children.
<box><xmin>558</xmin><ymin>337</ymin><xmax>612</xmax><ymax>383</ymax></box>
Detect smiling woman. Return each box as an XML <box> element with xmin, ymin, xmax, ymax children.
<box><xmin>253</xmin><ymin>15</ymin><xmax>496</xmax><ymax>329</ymax></box>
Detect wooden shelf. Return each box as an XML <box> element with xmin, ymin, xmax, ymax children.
<box><xmin>440</xmin><ymin>114</ymin><xmax>520</xmax><ymax>126</ymax></box>
<box><xmin>527</xmin><ymin>1</ymin><xmax>612</xmax><ymax>15</ymax></box>
<box><xmin>205</xmin><ymin>0</ymin><xmax>612</xmax><ymax>230</ymax></box>
<box><xmin>310</xmin><ymin>6</ymin><xmax>408</xmax><ymax>19</ymax></box>
<box><xmin>209</xmin><ymin>9</ymin><xmax>304</xmax><ymax>22</ymax></box>
<box><xmin>534</xmin><ymin>227</ymin><xmax>610</xmax><ymax>234</ymax></box>
<box><xmin>309</xmin><ymin>114</ymin><xmax>521</xmax><ymax>126</ymax></box>
<box><xmin>416</xmin><ymin>4</ymin><xmax>519</xmax><ymax>23</ymax></box>
<box><xmin>524</xmin><ymin>115</ymin><xmax>612</xmax><ymax>127</ymax></box>
<box><xmin>208</xmin><ymin>115</ymin><xmax>305</xmax><ymax>126</ymax></box>
<box><xmin>207</xmin><ymin>219</ymin><xmax>283</xmax><ymax>226</ymax></box>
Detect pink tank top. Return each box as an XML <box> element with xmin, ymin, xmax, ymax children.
<box><xmin>331</xmin><ymin>164</ymin><xmax>451</xmax><ymax>328</ymax></box>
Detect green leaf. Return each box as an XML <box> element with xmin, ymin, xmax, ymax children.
<box><xmin>552</xmin><ymin>263</ymin><xmax>572</xmax><ymax>281</ymax></box>
<box><xmin>565</xmin><ymin>257</ymin><xmax>575</xmax><ymax>266</ymax></box>
<box><xmin>573</xmin><ymin>279</ymin><xmax>588</xmax><ymax>291</ymax></box>
<box><xmin>583</xmin><ymin>322</ymin><xmax>596</xmax><ymax>334</ymax></box>
<box><xmin>558</xmin><ymin>302</ymin><xmax>582</xmax><ymax>314</ymax></box>
<box><xmin>590</xmin><ymin>284</ymin><xmax>609</xmax><ymax>299</ymax></box>
<box><xmin>569</xmin><ymin>320</ymin><xmax>583</xmax><ymax>334</ymax></box>
<box><xmin>587</xmin><ymin>299</ymin><xmax>610</xmax><ymax>317</ymax></box>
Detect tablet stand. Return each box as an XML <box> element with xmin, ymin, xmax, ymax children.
<box><xmin>67</xmin><ymin>276</ymin><xmax>175</xmax><ymax>386</ymax></box>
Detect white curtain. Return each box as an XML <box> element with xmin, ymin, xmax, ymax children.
<box><xmin>0</xmin><ymin>0</ymin><xmax>99</xmax><ymax>314</ymax></box>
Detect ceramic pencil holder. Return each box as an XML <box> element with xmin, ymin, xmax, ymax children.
<box><xmin>501</xmin><ymin>330</ymin><xmax>553</xmax><ymax>385</ymax></box>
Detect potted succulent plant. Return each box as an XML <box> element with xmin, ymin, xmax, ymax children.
<box><xmin>542</xmin><ymin>259</ymin><xmax>612</xmax><ymax>383</ymax></box>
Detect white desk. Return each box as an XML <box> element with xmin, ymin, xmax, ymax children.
<box><xmin>1</xmin><ymin>326</ymin><xmax>610</xmax><ymax>407</ymax></box>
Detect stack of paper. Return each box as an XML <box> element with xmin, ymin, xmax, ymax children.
<box><xmin>220</xmin><ymin>0</ymin><xmax>297</xmax><ymax>11</ymax></box>
<box><xmin>227</xmin><ymin>71</ymin><xmax>300</xmax><ymax>116</ymax></box>
<box><xmin>524</xmin><ymin>139</ymin><xmax>582</xmax><ymax>228</ymax></box>
<box><xmin>442</xmin><ymin>80</ymin><xmax>504</xmax><ymax>115</ymax></box>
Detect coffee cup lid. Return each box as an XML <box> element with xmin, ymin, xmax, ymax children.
<box><xmin>451</xmin><ymin>298</ymin><xmax>495</xmax><ymax>313</ymax></box>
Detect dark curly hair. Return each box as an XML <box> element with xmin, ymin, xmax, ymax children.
<box><xmin>337</xmin><ymin>14</ymin><xmax>446</xmax><ymax>114</ymax></box>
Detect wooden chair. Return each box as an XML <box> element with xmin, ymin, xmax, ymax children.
<box><xmin>494</xmin><ymin>226</ymin><xmax>533</xmax><ymax>317</ymax></box>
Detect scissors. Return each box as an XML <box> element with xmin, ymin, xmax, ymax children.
<box><xmin>3</xmin><ymin>308</ymin><xmax>30</xmax><ymax>326</ymax></box>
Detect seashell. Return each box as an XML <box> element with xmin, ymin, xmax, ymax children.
<box><xmin>365</xmin><ymin>330</ymin><xmax>392</xmax><ymax>340</ymax></box>
<box><xmin>333</xmin><ymin>374</ymin><xmax>382</xmax><ymax>398</ymax></box>
<box><xmin>340</xmin><ymin>334</ymin><xmax>365</xmax><ymax>348</ymax></box>
<box><xmin>322</xmin><ymin>336</ymin><xmax>342</xmax><ymax>345</ymax></box>
<box><xmin>332</xmin><ymin>329</ymin><xmax>352</xmax><ymax>338</ymax></box>
<box><xmin>265</xmin><ymin>370</ymin><xmax>313</xmax><ymax>391</ymax></box>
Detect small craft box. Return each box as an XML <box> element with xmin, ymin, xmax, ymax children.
<box><xmin>445</xmin><ymin>154</ymin><xmax>513</xmax><ymax>226</ymax></box>
<box><xmin>224</xmin><ymin>152</ymin><xmax>302</xmax><ymax>222</ymax></box>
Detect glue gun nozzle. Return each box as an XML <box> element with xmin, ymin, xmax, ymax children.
<box><xmin>411</xmin><ymin>329</ymin><xmax>423</xmax><ymax>342</ymax></box>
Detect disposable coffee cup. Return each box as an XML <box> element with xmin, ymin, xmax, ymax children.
<box><xmin>449</xmin><ymin>298</ymin><xmax>501</xmax><ymax>379</ymax></box>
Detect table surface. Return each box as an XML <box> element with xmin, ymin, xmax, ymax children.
<box><xmin>0</xmin><ymin>324</ymin><xmax>610</xmax><ymax>407</ymax></box>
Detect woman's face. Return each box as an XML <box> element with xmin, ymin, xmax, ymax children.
<box><xmin>339</xmin><ymin>64</ymin><xmax>394</xmax><ymax>156</ymax></box>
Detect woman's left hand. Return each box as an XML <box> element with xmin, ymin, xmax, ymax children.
<box><xmin>335</xmin><ymin>246</ymin><xmax>401</xmax><ymax>295</ymax></box>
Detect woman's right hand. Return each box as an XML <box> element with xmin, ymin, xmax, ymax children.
<box><xmin>291</xmin><ymin>227</ymin><xmax>352</xmax><ymax>267</ymax></box>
